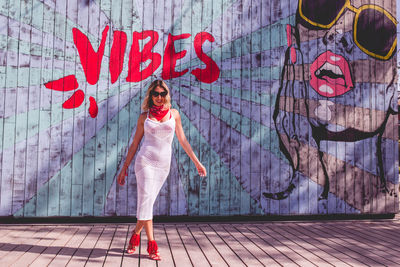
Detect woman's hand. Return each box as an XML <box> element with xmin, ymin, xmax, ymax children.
<box><xmin>196</xmin><ymin>163</ymin><xmax>207</xmax><ymax>177</ymax></box>
<box><xmin>117</xmin><ymin>168</ymin><xmax>128</xmax><ymax>186</ymax></box>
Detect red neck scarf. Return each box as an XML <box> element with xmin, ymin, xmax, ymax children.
<box><xmin>149</xmin><ymin>105</ymin><xmax>169</xmax><ymax>121</ymax></box>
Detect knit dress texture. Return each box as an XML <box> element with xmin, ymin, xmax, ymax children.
<box><xmin>134</xmin><ymin>111</ymin><xmax>175</xmax><ymax>220</ymax></box>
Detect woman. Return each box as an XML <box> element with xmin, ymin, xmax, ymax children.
<box><xmin>117</xmin><ymin>80</ymin><xmax>207</xmax><ymax>260</ymax></box>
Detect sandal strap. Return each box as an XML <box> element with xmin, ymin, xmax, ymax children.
<box><xmin>129</xmin><ymin>233</ymin><xmax>140</xmax><ymax>247</ymax></box>
<box><xmin>147</xmin><ymin>240</ymin><xmax>159</xmax><ymax>254</ymax></box>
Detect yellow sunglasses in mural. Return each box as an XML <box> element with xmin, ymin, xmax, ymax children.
<box><xmin>298</xmin><ymin>0</ymin><xmax>397</xmax><ymax>60</ymax></box>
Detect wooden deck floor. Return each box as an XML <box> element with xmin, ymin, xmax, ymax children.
<box><xmin>0</xmin><ymin>217</ymin><xmax>399</xmax><ymax>266</ymax></box>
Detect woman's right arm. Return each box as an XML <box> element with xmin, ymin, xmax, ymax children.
<box><xmin>117</xmin><ymin>113</ymin><xmax>146</xmax><ymax>185</ymax></box>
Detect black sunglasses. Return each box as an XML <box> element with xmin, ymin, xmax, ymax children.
<box><xmin>151</xmin><ymin>91</ymin><xmax>168</xmax><ymax>97</ymax></box>
<box><xmin>297</xmin><ymin>0</ymin><xmax>397</xmax><ymax>60</ymax></box>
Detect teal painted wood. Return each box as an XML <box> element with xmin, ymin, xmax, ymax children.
<box><xmin>238</xmin><ymin>1</ymin><xmax>251</xmax><ymax>216</ymax></box>
<box><xmin>260</xmin><ymin>0</ymin><xmax>271</xmax><ymax>214</ymax></box>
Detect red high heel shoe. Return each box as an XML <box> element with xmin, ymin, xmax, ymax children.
<box><xmin>126</xmin><ymin>233</ymin><xmax>140</xmax><ymax>254</ymax></box>
<box><xmin>147</xmin><ymin>240</ymin><xmax>161</xmax><ymax>261</ymax></box>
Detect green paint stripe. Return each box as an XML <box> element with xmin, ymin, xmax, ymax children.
<box><xmin>0</xmin><ymin>82</ymin><xmax>137</xmax><ymax>151</ymax></box>
<box><xmin>14</xmin><ymin>85</ymin><xmax>145</xmax><ymax>217</ymax></box>
<box><xmin>95</xmin><ymin>0</ymin><xmax>142</xmax><ymax>31</ymax></box>
<box><xmin>0</xmin><ymin>34</ymin><xmax>78</xmax><ymax>63</ymax></box>
<box><xmin>0</xmin><ymin>66</ymin><xmax>87</xmax><ymax>90</ymax></box>
<box><xmin>1</xmin><ymin>0</ymin><xmax>109</xmax><ymax>50</ymax></box>
<box><xmin>176</xmin><ymin>85</ymin><xmax>285</xmax><ymax>163</ymax></box>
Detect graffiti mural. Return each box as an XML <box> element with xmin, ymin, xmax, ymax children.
<box><xmin>268</xmin><ymin>0</ymin><xmax>399</xmax><ymax>212</ymax></box>
<box><xmin>0</xmin><ymin>0</ymin><xmax>397</xmax><ymax>217</ymax></box>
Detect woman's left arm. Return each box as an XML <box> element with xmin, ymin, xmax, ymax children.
<box><xmin>172</xmin><ymin>109</ymin><xmax>207</xmax><ymax>177</ymax></box>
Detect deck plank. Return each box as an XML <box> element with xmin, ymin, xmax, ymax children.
<box><xmin>212</xmin><ymin>224</ymin><xmax>264</xmax><ymax>267</ymax></box>
<box><xmin>103</xmin><ymin>224</ymin><xmax>128</xmax><ymax>266</ymax></box>
<box><xmin>29</xmin><ymin>227</ymin><xmax>79</xmax><ymax>267</ymax></box>
<box><xmin>344</xmin><ymin>221</ymin><xmax>400</xmax><ymax>248</ymax></box>
<box><xmin>47</xmin><ymin>225</ymin><xmax>93</xmax><ymax>267</ymax></box>
<box><xmin>313</xmin><ymin>222</ymin><xmax>396</xmax><ymax>266</ymax></box>
<box><xmin>65</xmin><ymin>225</ymin><xmax>104</xmax><ymax>267</ymax></box>
<box><xmin>237</xmin><ymin>224</ymin><xmax>293</xmax><ymax>267</ymax></box>
<box><xmin>121</xmin><ymin>225</ymin><xmax>140</xmax><ymax>267</ymax></box>
<box><xmin>154</xmin><ymin>224</ymin><xmax>175</xmax><ymax>266</ymax></box>
<box><xmin>200</xmin><ymin>225</ymin><xmax>246</xmax><ymax>267</ymax></box>
<box><xmin>257</xmin><ymin>224</ymin><xmax>318</xmax><ymax>267</ymax></box>
<box><xmin>279</xmin><ymin>224</ymin><xmax>350</xmax><ymax>267</ymax></box>
<box><xmin>0</xmin><ymin>219</ymin><xmax>399</xmax><ymax>266</ymax></box>
<box><xmin>265</xmin><ymin>224</ymin><xmax>333</xmax><ymax>267</ymax></box>
<box><xmin>85</xmin><ymin>225</ymin><xmax>118</xmax><ymax>266</ymax></box>
<box><xmin>0</xmin><ymin>226</ymin><xmax>33</xmax><ymax>251</ymax></box>
<box><xmin>176</xmin><ymin>224</ymin><xmax>210</xmax><ymax>267</ymax></box>
<box><xmin>248</xmin><ymin>224</ymin><xmax>299</xmax><ymax>267</ymax></box>
<box><xmin>0</xmin><ymin>225</ymin><xmax>55</xmax><ymax>265</ymax></box>
<box><xmin>136</xmin><ymin>227</ymin><xmax>156</xmax><ymax>267</ymax></box>
<box><xmin>232</xmin><ymin>224</ymin><xmax>285</xmax><ymax>267</ymax></box>
<box><xmin>285</xmin><ymin>223</ymin><xmax>367</xmax><ymax>267</ymax></box>
<box><xmin>10</xmin><ymin>226</ymin><xmax>69</xmax><ymax>267</ymax></box>
<box><xmin>188</xmin><ymin>225</ymin><xmax>228</xmax><ymax>267</ymax></box>
<box><xmin>165</xmin><ymin>224</ymin><xmax>192</xmax><ymax>266</ymax></box>
<box><xmin>295</xmin><ymin>222</ymin><xmax>374</xmax><ymax>266</ymax></box>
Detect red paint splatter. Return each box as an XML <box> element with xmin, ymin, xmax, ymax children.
<box><xmin>62</xmin><ymin>90</ymin><xmax>85</xmax><ymax>109</ymax></box>
<box><xmin>110</xmin><ymin>31</ymin><xmax>127</xmax><ymax>84</ymax></box>
<box><xmin>162</xmin><ymin>33</ymin><xmax>191</xmax><ymax>80</ymax></box>
<box><xmin>44</xmin><ymin>75</ymin><xmax>79</xmax><ymax>91</ymax></box>
<box><xmin>126</xmin><ymin>30</ymin><xmax>161</xmax><ymax>82</ymax></box>
<box><xmin>88</xmin><ymin>96</ymin><xmax>98</xmax><ymax>118</ymax></box>
<box><xmin>191</xmin><ymin>32</ymin><xmax>220</xmax><ymax>84</ymax></box>
<box><xmin>73</xmin><ymin>26</ymin><xmax>109</xmax><ymax>85</ymax></box>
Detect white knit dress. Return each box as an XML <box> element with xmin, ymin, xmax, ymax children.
<box><xmin>134</xmin><ymin>111</ymin><xmax>175</xmax><ymax>220</ymax></box>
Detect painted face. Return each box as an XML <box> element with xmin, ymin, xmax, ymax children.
<box><xmin>295</xmin><ymin>0</ymin><xmax>397</xmax><ymax>132</ymax></box>
<box><xmin>151</xmin><ymin>86</ymin><xmax>168</xmax><ymax>106</ymax></box>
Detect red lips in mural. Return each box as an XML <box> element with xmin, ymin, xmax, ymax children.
<box><xmin>309</xmin><ymin>51</ymin><xmax>354</xmax><ymax>97</ymax></box>
<box><xmin>44</xmin><ymin>26</ymin><xmax>220</xmax><ymax>118</ymax></box>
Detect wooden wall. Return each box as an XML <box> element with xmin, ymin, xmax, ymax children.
<box><xmin>0</xmin><ymin>0</ymin><xmax>398</xmax><ymax>217</ymax></box>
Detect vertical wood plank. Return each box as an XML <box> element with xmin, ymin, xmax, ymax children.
<box><xmin>0</xmin><ymin>0</ymin><xmax>17</xmax><ymax>216</ymax></box>
<box><xmin>219</xmin><ymin>1</ymin><xmax>233</xmax><ymax>216</ymax></box>
<box><xmin>198</xmin><ymin>0</ymin><xmax>211</xmax><ymax>217</ymax></box>
<box><xmin>13</xmin><ymin>0</ymin><xmax>30</xmax><ymax>217</ymax></box>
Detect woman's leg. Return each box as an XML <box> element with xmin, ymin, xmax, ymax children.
<box><xmin>143</xmin><ymin>220</ymin><xmax>154</xmax><ymax>241</ymax></box>
<box><xmin>127</xmin><ymin>219</ymin><xmax>143</xmax><ymax>254</ymax></box>
<box><xmin>134</xmin><ymin>220</ymin><xmax>145</xmax><ymax>234</ymax></box>
<box><xmin>143</xmin><ymin>219</ymin><xmax>160</xmax><ymax>260</ymax></box>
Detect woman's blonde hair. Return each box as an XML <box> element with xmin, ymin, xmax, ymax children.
<box><xmin>141</xmin><ymin>80</ymin><xmax>172</xmax><ymax>111</ymax></box>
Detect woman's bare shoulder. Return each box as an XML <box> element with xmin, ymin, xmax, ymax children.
<box><xmin>171</xmin><ymin>109</ymin><xmax>180</xmax><ymax>116</ymax></box>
